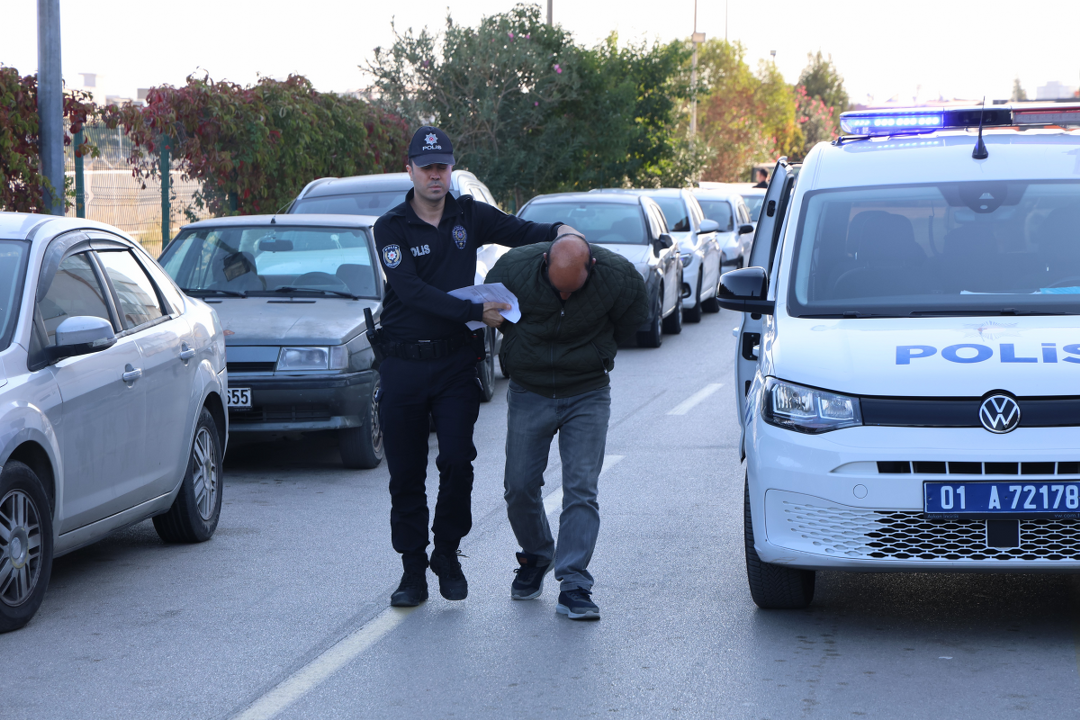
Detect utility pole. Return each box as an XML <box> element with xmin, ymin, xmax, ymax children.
<box><xmin>37</xmin><ymin>0</ymin><xmax>64</xmax><ymax>215</ymax></box>
<box><xmin>547</xmin><ymin>0</ymin><xmax>552</xmax><ymax>25</ymax></box>
<box><xmin>690</xmin><ymin>0</ymin><xmax>705</xmax><ymax>138</ymax></box>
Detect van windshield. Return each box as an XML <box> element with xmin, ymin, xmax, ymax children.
<box><xmin>788</xmin><ymin>181</ymin><xmax>1080</xmax><ymax>317</ymax></box>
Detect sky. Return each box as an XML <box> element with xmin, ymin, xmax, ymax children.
<box><xmin>4</xmin><ymin>0</ymin><xmax>1080</xmax><ymax>106</ymax></box>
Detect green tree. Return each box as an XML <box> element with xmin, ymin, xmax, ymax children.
<box><xmin>798</xmin><ymin>51</ymin><xmax>849</xmax><ymax>115</ymax></box>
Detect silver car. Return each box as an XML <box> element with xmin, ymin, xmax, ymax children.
<box><xmin>0</xmin><ymin>213</ymin><xmax>228</xmax><ymax>632</ymax></box>
<box><xmin>158</xmin><ymin>215</ymin><xmax>384</xmax><ymax>469</ymax></box>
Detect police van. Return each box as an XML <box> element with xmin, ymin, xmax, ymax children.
<box><xmin>718</xmin><ymin>103</ymin><xmax>1080</xmax><ymax>608</ymax></box>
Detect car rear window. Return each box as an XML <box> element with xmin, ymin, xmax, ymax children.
<box><xmin>789</xmin><ymin>181</ymin><xmax>1080</xmax><ymax>317</ymax></box>
<box><xmin>0</xmin><ymin>240</ymin><xmax>29</xmax><ymax>352</ymax></box>
<box><xmin>519</xmin><ymin>202</ymin><xmax>647</xmax><ymax>245</ymax></box>
<box><xmin>291</xmin><ymin>191</ymin><xmax>405</xmax><ymax>216</ymax></box>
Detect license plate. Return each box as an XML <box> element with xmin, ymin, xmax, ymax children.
<box><xmin>226</xmin><ymin>387</ymin><xmax>251</xmax><ymax>408</ymax></box>
<box><xmin>924</xmin><ymin>481</ymin><xmax>1080</xmax><ymax>518</ymax></box>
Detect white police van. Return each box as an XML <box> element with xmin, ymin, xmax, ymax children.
<box><xmin>719</xmin><ymin>103</ymin><xmax>1080</xmax><ymax>608</ymax></box>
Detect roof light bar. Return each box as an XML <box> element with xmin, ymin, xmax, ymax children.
<box><xmin>839</xmin><ymin>103</ymin><xmax>1080</xmax><ymax>137</ymax></box>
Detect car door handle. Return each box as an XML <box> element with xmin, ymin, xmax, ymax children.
<box><xmin>179</xmin><ymin>344</ymin><xmax>196</xmax><ymax>361</ymax></box>
<box><xmin>122</xmin><ymin>364</ymin><xmax>143</xmax><ymax>383</ymax></box>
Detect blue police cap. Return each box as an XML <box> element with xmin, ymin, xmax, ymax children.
<box><xmin>408</xmin><ymin>126</ymin><xmax>455</xmax><ymax>167</ymax></box>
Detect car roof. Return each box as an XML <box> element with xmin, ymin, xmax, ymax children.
<box><xmin>592</xmin><ymin>188</ymin><xmax>688</xmax><ymax>198</ymax></box>
<box><xmin>179</xmin><ymin>213</ymin><xmax>379</xmax><ymax>232</ymax></box>
<box><xmin>807</xmin><ymin>128</ymin><xmax>1080</xmax><ymax>191</ymax></box>
<box><xmin>525</xmin><ymin>192</ymin><xmax>644</xmax><ymax>206</ymax></box>
<box><xmin>691</xmin><ymin>187</ymin><xmax>743</xmax><ymax>201</ymax></box>
<box><xmin>296</xmin><ymin>170</ymin><xmax>478</xmax><ymax>200</ymax></box>
<box><xmin>0</xmin><ymin>212</ymin><xmax>139</xmax><ymax>244</ymax></box>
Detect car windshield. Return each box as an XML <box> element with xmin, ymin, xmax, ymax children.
<box><xmin>519</xmin><ymin>202</ymin><xmax>646</xmax><ymax>244</ymax></box>
<box><xmin>160</xmin><ymin>226</ymin><xmax>380</xmax><ymax>298</ymax></box>
<box><xmin>291</xmin><ymin>191</ymin><xmax>406</xmax><ymax>216</ymax></box>
<box><xmin>696</xmin><ymin>199</ymin><xmax>734</xmax><ymax>231</ymax></box>
<box><xmin>0</xmin><ymin>240</ymin><xmax>28</xmax><ymax>352</ymax></box>
<box><xmin>742</xmin><ymin>195</ymin><xmax>765</xmax><ymax>222</ymax></box>
<box><xmin>789</xmin><ymin>181</ymin><xmax>1080</xmax><ymax>317</ymax></box>
<box><xmin>649</xmin><ymin>197</ymin><xmax>691</xmax><ymax>232</ymax></box>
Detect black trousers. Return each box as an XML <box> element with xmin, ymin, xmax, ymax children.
<box><xmin>379</xmin><ymin>345</ymin><xmax>481</xmax><ymax>573</ymax></box>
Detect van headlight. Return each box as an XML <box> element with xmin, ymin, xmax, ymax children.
<box><xmin>762</xmin><ymin>378</ymin><xmax>862</xmax><ymax>434</ymax></box>
<box><xmin>277</xmin><ymin>346</ymin><xmax>349</xmax><ymax>371</ymax></box>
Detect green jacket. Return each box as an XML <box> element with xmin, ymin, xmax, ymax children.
<box><xmin>485</xmin><ymin>242</ymin><xmax>649</xmax><ymax>398</ymax></box>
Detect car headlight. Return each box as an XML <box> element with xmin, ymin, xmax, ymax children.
<box><xmin>761</xmin><ymin>377</ymin><xmax>862</xmax><ymax>434</ymax></box>
<box><xmin>679</xmin><ymin>253</ymin><xmax>692</xmax><ymax>268</ymax></box>
<box><xmin>277</xmin><ymin>346</ymin><xmax>349</xmax><ymax>371</ymax></box>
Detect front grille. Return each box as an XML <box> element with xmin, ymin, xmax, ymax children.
<box><xmin>780</xmin><ymin>500</ymin><xmax>1080</xmax><ymax>561</ymax></box>
<box><xmin>229</xmin><ymin>405</ymin><xmax>332</xmax><ymax>424</ymax></box>
<box><xmin>227</xmin><ymin>361</ymin><xmax>277</xmax><ymax>373</ymax></box>
<box><xmin>878</xmin><ymin>461</ymin><xmax>1080</xmax><ymax>475</ymax></box>
<box><xmin>861</xmin><ymin>396</ymin><xmax>1080</xmax><ymax>428</ymax></box>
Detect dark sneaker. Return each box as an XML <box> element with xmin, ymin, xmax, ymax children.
<box><xmin>556</xmin><ymin>588</ymin><xmax>600</xmax><ymax>621</ymax></box>
<box><xmin>429</xmin><ymin>551</ymin><xmax>468</xmax><ymax>600</ymax></box>
<box><xmin>390</xmin><ymin>572</ymin><xmax>428</xmax><ymax>607</ymax></box>
<box><xmin>511</xmin><ymin>552</ymin><xmax>552</xmax><ymax>600</ymax></box>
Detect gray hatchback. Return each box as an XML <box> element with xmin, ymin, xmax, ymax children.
<box><xmin>158</xmin><ymin>214</ymin><xmax>384</xmax><ymax>469</ymax></box>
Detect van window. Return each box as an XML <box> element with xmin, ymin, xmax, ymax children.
<box><xmin>788</xmin><ymin>181</ymin><xmax>1080</xmax><ymax>317</ymax></box>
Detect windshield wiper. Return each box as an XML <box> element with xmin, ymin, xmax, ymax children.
<box><xmin>909</xmin><ymin>309</ymin><xmax>1076</xmax><ymax>317</ymax></box>
<box><xmin>272</xmin><ymin>286</ymin><xmax>362</xmax><ymax>300</ymax></box>
<box><xmin>182</xmin><ymin>287</ymin><xmax>247</xmax><ymax>298</ymax></box>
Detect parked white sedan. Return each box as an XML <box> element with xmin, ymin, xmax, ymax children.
<box><xmin>0</xmin><ymin>213</ymin><xmax>228</xmax><ymax>632</ymax></box>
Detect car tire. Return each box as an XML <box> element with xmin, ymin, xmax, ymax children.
<box><xmin>0</xmin><ymin>461</ymin><xmax>53</xmax><ymax>633</ymax></box>
<box><xmin>683</xmin><ymin>276</ymin><xmax>703</xmax><ymax>323</ymax></box>
<box><xmin>662</xmin><ymin>292</ymin><xmax>683</xmax><ymax>334</ymax></box>
<box><xmin>744</xmin><ymin>477</ymin><xmax>815</xmax><ymax>609</ymax></box>
<box><xmin>154</xmin><ymin>407</ymin><xmax>223</xmax><ymax>544</ymax></box>
<box><xmin>637</xmin><ymin>291</ymin><xmax>663</xmax><ymax>348</ymax></box>
<box><xmin>477</xmin><ymin>328</ymin><xmax>496</xmax><ymax>403</ymax></box>
<box><xmin>339</xmin><ymin>374</ymin><xmax>384</xmax><ymax>469</ymax></box>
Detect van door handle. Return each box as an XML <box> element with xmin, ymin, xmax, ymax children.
<box><xmin>122</xmin><ymin>364</ymin><xmax>143</xmax><ymax>383</ymax></box>
<box><xmin>179</xmin><ymin>344</ymin><xmax>196</xmax><ymax>361</ymax></box>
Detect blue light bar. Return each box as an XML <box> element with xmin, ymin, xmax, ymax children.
<box><xmin>840</xmin><ymin>110</ymin><xmax>944</xmax><ymax>136</ymax></box>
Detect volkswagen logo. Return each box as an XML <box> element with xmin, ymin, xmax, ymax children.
<box><xmin>979</xmin><ymin>394</ymin><xmax>1021</xmax><ymax>433</ymax></box>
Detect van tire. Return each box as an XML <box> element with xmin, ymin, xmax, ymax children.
<box><xmin>744</xmin><ymin>477</ymin><xmax>815</xmax><ymax>609</ymax></box>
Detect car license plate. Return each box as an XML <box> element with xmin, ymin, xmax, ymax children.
<box><xmin>924</xmin><ymin>481</ymin><xmax>1080</xmax><ymax>518</ymax></box>
<box><xmin>226</xmin><ymin>387</ymin><xmax>251</xmax><ymax>408</ymax></box>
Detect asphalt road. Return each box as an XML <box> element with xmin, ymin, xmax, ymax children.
<box><xmin>4</xmin><ymin>307</ymin><xmax>1080</xmax><ymax>719</ymax></box>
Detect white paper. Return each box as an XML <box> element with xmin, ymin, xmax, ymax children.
<box><xmin>449</xmin><ymin>282</ymin><xmax>521</xmax><ymax>330</ymax></box>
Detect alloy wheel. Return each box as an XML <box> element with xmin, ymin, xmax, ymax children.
<box><xmin>0</xmin><ymin>489</ymin><xmax>42</xmax><ymax>608</ymax></box>
<box><xmin>191</xmin><ymin>427</ymin><xmax>220</xmax><ymax>521</ymax></box>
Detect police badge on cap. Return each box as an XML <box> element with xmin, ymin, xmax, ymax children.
<box><xmin>409</xmin><ymin>126</ymin><xmax>455</xmax><ymax>167</ymax></box>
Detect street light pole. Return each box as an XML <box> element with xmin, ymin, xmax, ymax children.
<box><xmin>547</xmin><ymin>0</ymin><xmax>552</xmax><ymax>25</ymax></box>
<box><xmin>690</xmin><ymin>0</ymin><xmax>705</xmax><ymax>138</ymax></box>
<box><xmin>37</xmin><ymin>0</ymin><xmax>64</xmax><ymax>215</ymax></box>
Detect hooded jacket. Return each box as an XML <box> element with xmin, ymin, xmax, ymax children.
<box><xmin>485</xmin><ymin>242</ymin><xmax>648</xmax><ymax>398</ymax></box>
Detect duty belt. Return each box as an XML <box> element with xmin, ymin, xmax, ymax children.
<box><xmin>384</xmin><ymin>333</ymin><xmax>475</xmax><ymax>361</ymax></box>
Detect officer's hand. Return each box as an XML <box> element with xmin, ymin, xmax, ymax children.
<box><xmin>482</xmin><ymin>302</ymin><xmax>512</xmax><ymax>328</ymax></box>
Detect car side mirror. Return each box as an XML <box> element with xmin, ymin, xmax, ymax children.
<box><xmin>47</xmin><ymin>316</ymin><xmax>117</xmax><ymax>363</ymax></box>
<box><xmin>655</xmin><ymin>233</ymin><xmax>674</xmax><ymax>250</ymax></box>
<box><xmin>697</xmin><ymin>219</ymin><xmax>720</xmax><ymax>234</ymax></box>
<box><xmin>738</xmin><ymin>224</ymin><xmax>755</xmax><ymax>235</ymax></box>
<box><xmin>717</xmin><ymin>266</ymin><xmax>774</xmax><ymax>315</ymax></box>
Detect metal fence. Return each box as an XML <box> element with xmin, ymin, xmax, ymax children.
<box><xmin>63</xmin><ymin>122</ymin><xmax>213</xmax><ymax>257</ymax></box>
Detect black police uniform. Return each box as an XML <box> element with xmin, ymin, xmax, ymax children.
<box><xmin>373</xmin><ymin>189</ymin><xmax>561</xmax><ymax>574</ymax></box>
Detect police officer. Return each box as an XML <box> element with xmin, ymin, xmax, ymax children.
<box><xmin>373</xmin><ymin>126</ymin><xmax>573</xmax><ymax>607</ymax></box>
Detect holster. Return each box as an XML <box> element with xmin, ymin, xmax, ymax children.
<box><xmin>471</xmin><ymin>329</ymin><xmax>487</xmax><ymax>362</ymax></box>
<box><xmin>364</xmin><ymin>308</ymin><xmax>386</xmax><ymax>370</ymax></box>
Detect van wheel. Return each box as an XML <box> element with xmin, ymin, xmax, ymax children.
<box><xmin>0</xmin><ymin>461</ymin><xmax>53</xmax><ymax>633</ymax></box>
<box><xmin>662</xmin><ymin>293</ymin><xmax>683</xmax><ymax>334</ymax></box>
<box><xmin>683</xmin><ymin>276</ymin><xmax>703</xmax><ymax>323</ymax></box>
<box><xmin>154</xmin><ymin>408</ymin><xmax>223</xmax><ymax>543</ymax></box>
<box><xmin>340</xmin><ymin>375</ymin><xmax>384</xmax><ymax>469</ymax></box>
<box><xmin>744</xmin><ymin>477</ymin><xmax>815</xmax><ymax>609</ymax></box>
<box><xmin>637</xmin><ymin>292</ymin><xmax>663</xmax><ymax>348</ymax></box>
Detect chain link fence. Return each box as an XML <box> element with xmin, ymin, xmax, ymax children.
<box><xmin>64</xmin><ymin>121</ymin><xmax>213</xmax><ymax>257</ymax></box>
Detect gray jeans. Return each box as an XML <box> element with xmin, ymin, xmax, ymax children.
<box><xmin>503</xmin><ymin>380</ymin><xmax>611</xmax><ymax>592</ymax></box>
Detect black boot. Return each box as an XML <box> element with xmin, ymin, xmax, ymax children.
<box><xmin>390</xmin><ymin>571</ymin><xmax>428</xmax><ymax>607</ymax></box>
<box><xmin>429</xmin><ymin>551</ymin><xmax>468</xmax><ymax>601</ymax></box>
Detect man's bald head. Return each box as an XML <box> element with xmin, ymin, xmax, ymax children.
<box><xmin>547</xmin><ymin>234</ymin><xmax>594</xmax><ymax>297</ymax></box>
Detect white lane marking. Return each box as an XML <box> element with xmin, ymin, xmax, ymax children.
<box><xmin>542</xmin><ymin>455</ymin><xmax>625</xmax><ymax>515</ymax></box>
<box><xmin>232</xmin><ymin>607</ymin><xmax>416</xmax><ymax>720</ymax></box>
<box><xmin>667</xmin><ymin>383</ymin><xmax>724</xmax><ymax>416</ymax></box>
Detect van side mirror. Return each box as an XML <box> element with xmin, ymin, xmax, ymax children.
<box><xmin>738</xmin><ymin>224</ymin><xmax>755</xmax><ymax>235</ymax></box>
<box><xmin>47</xmin><ymin>316</ymin><xmax>117</xmax><ymax>363</ymax></box>
<box><xmin>717</xmin><ymin>267</ymin><xmax>774</xmax><ymax>315</ymax></box>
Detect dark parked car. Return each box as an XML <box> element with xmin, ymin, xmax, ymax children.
<box><xmin>159</xmin><ymin>214</ymin><xmax>384</xmax><ymax>469</ymax></box>
<box><xmin>288</xmin><ymin>170</ymin><xmax>505</xmax><ymax>397</ymax></box>
<box><xmin>516</xmin><ymin>192</ymin><xmax>683</xmax><ymax>347</ymax></box>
